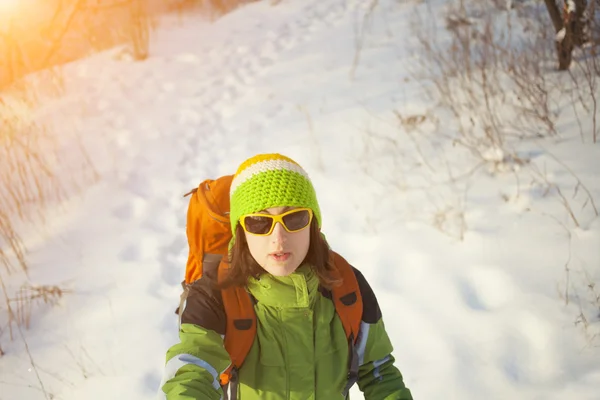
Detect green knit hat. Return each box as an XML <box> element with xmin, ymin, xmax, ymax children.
<box><xmin>229</xmin><ymin>153</ymin><xmax>321</xmax><ymax>244</ymax></box>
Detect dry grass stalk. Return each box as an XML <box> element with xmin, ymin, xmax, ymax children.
<box><xmin>127</xmin><ymin>0</ymin><xmax>150</xmax><ymax>60</ymax></box>
<box><xmin>350</xmin><ymin>0</ymin><xmax>379</xmax><ymax>80</ymax></box>
<box><xmin>568</xmin><ymin>45</ymin><xmax>599</xmax><ymax>143</ymax></box>
<box><xmin>12</xmin><ymin>283</ymin><xmax>69</xmax><ymax>329</ymax></box>
<box><xmin>0</xmin><ymin>89</ymin><xmax>65</xmax><ymax>274</ymax></box>
<box><xmin>572</xmin><ymin>270</ymin><xmax>600</xmax><ymax>347</ymax></box>
<box><xmin>15</xmin><ymin>318</ymin><xmax>52</xmax><ymax>399</ymax></box>
<box><xmin>529</xmin><ymin>154</ymin><xmax>598</xmax><ymax>231</ymax></box>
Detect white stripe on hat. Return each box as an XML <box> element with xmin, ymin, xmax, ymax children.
<box><xmin>230</xmin><ymin>159</ymin><xmax>310</xmax><ymax>196</ymax></box>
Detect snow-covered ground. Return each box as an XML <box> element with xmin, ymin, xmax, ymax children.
<box><xmin>1</xmin><ymin>0</ymin><xmax>599</xmax><ymax>399</ymax></box>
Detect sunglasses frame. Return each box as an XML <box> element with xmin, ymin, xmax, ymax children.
<box><xmin>239</xmin><ymin>207</ymin><xmax>314</xmax><ymax>236</ymax></box>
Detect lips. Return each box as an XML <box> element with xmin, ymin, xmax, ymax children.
<box><xmin>269</xmin><ymin>252</ymin><xmax>290</xmax><ymax>262</ymax></box>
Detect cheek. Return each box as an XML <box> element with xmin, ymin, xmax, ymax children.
<box><xmin>293</xmin><ymin>229</ymin><xmax>311</xmax><ymax>258</ymax></box>
<box><xmin>244</xmin><ymin>232</ymin><xmax>267</xmax><ymax>263</ymax></box>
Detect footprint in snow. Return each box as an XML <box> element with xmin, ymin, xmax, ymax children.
<box><xmin>459</xmin><ymin>267</ymin><xmax>518</xmax><ymax>311</ymax></box>
<box><xmin>112</xmin><ymin>197</ymin><xmax>147</xmax><ymax>221</ymax></box>
<box><xmin>120</xmin><ymin>243</ymin><xmax>141</xmax><ymax>262</ymax></box>
<box><xmin>141</xmin><ymin>371</ymin><xmax>163</xmax><ymax>398</ymax></box>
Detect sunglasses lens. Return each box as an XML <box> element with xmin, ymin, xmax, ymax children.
<box><xmin>243</xmin><ymin>215</ymin><xmax>274</xmax><ymax>235</ymax></box>
<box><xmin>282</xmin><ymin>209</ymin><xmax>311</xmax><ymax>231</ymax></box>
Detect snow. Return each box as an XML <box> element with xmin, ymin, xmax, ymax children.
<box><xmin>1</xmin><ymin>0</ymin><xmax>599</xmax><ymax>399</ymax></box>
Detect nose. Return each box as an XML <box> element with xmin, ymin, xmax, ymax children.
<box><xmin>271</xmin><ymin>222</ymin><xmax>287</xmax><ymax>244</ymax></box>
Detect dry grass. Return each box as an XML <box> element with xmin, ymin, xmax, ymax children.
<box><xmin>411</xmin><ymin>0</ymin><xmax>599</xmax><ymax>344</ymax></box>
<box><xmin>557</xmin><ymin>232</ymin><xmax>600</xmax><ymax>348</ymax></box>
<box><xmin>0</xmin><ymin>0</ymin><xmax>258</xmax><ymax>356</ymax></box>
<box><xmin>0</xmin><ymin>91</ymin><xmax>63</xmax><ymax>274</ymax></box>
<box><xmin>12</xmin><ymin>283</ymin><xmax>70</xmax><ymax>330</ymax></box>
<box><xmin>1</xmin><ymin>278</ymin><xmax>69</xmax><ymax>338</ymax></box>
<box><xmin>0</xmin><ymin>0</ymin><xmax>154</xmax><ymax>90</ymax></box>
<box><xmin>0</xmin><ymin>84</ymin><xmax>80</xmax><ymax>361</ymax></box>
<box><xmin>408</xmin><ymin>0</ymin><xmax>599</xmax><ymax>176</ymax></box>
<box><xmin>1</xmin><ymin>0</ymin><xmax>261</xmax><ymax>91</ymax></box>
<box><xmin>76</xmin><ymin>0</ymin><xmax>155</xmax><ymax>61</ymax></box>
<box><xmin>411</xmin><ymin>1</ymin><xmax>565</xmax><ymax>167</ymax></box>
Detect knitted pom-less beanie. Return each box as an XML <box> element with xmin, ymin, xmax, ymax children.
<box><xmin>229</xmin><ymin>153</ymin><xmax>321</xmax><ymax>243</ymax></box>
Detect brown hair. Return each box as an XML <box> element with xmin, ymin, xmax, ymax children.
<box><xmin>220</xmin><ymin>219</ymin><xmax>341</xmax><ymax>289</ymax></box>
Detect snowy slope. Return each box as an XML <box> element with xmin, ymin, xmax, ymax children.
<box><xmin>1</xmin><ymin>0</ymin><xmax>599</xmax><ymax>399</ymax></box>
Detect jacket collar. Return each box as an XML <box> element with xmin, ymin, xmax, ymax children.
<box><xmin>247</xmin><ymin>265</ymin><xmax>319</xmax><ymax>309</ymax></box>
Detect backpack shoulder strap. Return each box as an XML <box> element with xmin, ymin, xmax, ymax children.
<box><xmin>217</xmin><ymin>261</ymin><xmax>256</xmax><ymax>387</ymax></box>
<box><xmin>330</xmin><ymin>251</ymin><xmax>363</xmax><ymax>343</ymax></box>
<box><xmin>330</xmin><ymin>250</ymin><xmax>363</xmax><ymax>397</ymax></box>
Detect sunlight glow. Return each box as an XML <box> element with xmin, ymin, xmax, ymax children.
<box><xmin>0</xmin><ymin>0</ymin><xmax>20</xmax><ymax>14</ymax></box>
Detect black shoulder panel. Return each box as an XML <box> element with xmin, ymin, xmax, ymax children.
<box><xmin>180</xmin><ymin>276</ymin><xmax>226</xmax><ymax>335</ymax></box>
<box><xmin>352</xmin><ymin>267</ymin><xmax>383</xmax><ymax>324</ymax></box>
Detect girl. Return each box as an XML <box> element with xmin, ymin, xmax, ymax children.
<box><xmin>160</xmin><ymin>153</ymin><xmax>413</xmax><ymax>400</ymax></box>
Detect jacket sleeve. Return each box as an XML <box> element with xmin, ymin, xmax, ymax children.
<box><xmin>160</xmin><ymin>279</ymin><xmax>231</xmax><ymax>400</ymax></box>
<box><xmin>353</xmin><ymin>269</ymin><xmax>413</xmax><ymax>400</ymax></box>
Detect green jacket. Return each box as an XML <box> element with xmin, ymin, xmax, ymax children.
<box><xmin>161</xmin><ymin>265</ymin><xmax>413</xmax><ymax>399</ymax></box>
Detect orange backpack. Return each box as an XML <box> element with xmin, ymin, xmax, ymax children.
<box><xmin>182</xmin><ymin>175</ymin><xmax>363</xmax><ymax>395</ymax></box>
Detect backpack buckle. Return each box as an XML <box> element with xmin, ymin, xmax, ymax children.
<box><xmin>224</xmin><ymin>367</ymin><xmax>239</xmax><ymax>400</ymax></box>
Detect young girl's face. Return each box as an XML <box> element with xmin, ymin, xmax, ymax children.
<box><xmin>243</xmin><ymin>206</ymin><xmax>311</xmax><ymax>276</ymax></box>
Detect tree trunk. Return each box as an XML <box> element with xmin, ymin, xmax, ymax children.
<box><xmin>571</xmin><ymin>0</ymin><xmax>588</xmax><ymax>47</ymax></box>
<box><xmin>557</xmin><ymin>28</ymin><xmax>574</xmax><ymax>70</ymax></box>
<box><xmin>544</xmin><ymin>0</ymin><xmax>588</xmax><ymax>70</ymax></box>
<box><xmin>544</xmin><ymin>0</ymin><xmax>563</xmax><ymax>33</ymax></box>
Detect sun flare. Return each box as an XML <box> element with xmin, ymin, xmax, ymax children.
<box><xmin>0</xmin><ymin>0</ymin><xmax>19</xmax><ymax>13</ymax></box>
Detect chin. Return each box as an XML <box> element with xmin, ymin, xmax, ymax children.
<box><xmin>265</xmin><ymin>263</ymin><xmax>298</xmax><ymax>277</ymax></box>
